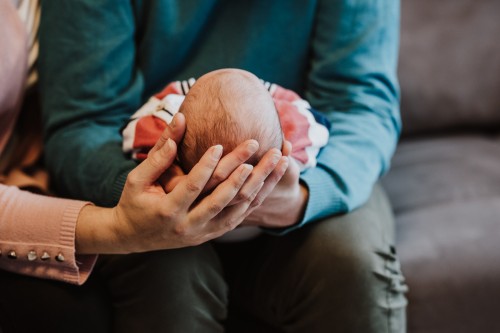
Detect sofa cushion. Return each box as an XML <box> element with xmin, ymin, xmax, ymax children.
<box><xmin>382</xmin><ymin>134</ymin><xmax>500</xmax><ymax>332</ymax></box>
<box><xmin>395</xmin><ymin>199</ymin><xmax>500</xmax><ymax>333</ymax></box>
<box><xmin>399</xmin><ymin>0</ymin><xmax>500</xmax><ymax>136</ymax></box>
<box><xmin>382</xmin><ymin>134</ymin><xmax>500</xmax><ymax>213</ymax></box>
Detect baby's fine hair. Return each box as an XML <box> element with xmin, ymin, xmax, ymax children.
<box><xmin>178</xmin><ymin>69</ymin><xmax>283</xmax><ymax>172</ymax></box>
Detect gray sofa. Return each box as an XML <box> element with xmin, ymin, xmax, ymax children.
<box><xmin>2</xmin><ymin>2</ymin><xmax>499</xmax><ymax>333</ymax></box>
<box><xmin>381</xmin><ymin>0</ymin><xmax>500</xmax><ymax>332</ymax></box>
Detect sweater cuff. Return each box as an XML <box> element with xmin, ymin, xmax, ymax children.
<box><xmin>60</xmin><ymin>201</ymin><xmax>98</xmax><ymax>285</ymax></box>
<box><xmin>262</xmin><ymin>167</ymin><xmax>347</xmax><ymax>236</ymax></box>
<box><xmin>300</xmin><ymin>167</ymin><xmax>347</xmax><ymax>223</ymax></box>
<box><xmin>110</xmin><ymin>170</ymin><xmax>129</xmax><ymax>206</ymax></box>
<box><xmin>0</xmin><ymin>186</ymin><xmax>98</xmax><ymax>285</ymax></box>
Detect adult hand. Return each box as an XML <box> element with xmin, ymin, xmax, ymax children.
<box><xmin>158</xmin><ymin>113</ymin><xmax>290</xmax><ymax>210</ymax></box>
<box><xmin>243</xmin><ymin>140</ymin><xmax>309</xmax><ymax>229</ymax></box>
<box><xmin>76</xmin><ymin>131</ymin><xmax>260</xmax><ymax>254</ymax></box>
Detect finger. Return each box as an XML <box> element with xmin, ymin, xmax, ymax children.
<box><xmin>189</xmin><ymin>163</ymin><xmax>253</xmax><ymax>224</ymax></box>
<box><xmin>277</xmin><ymin>154</ymin><xmax>300</xmax><ymax>187</ymax></box>
<box><xmin>249</xmin><ymin>156</ymin><xmax>290</xmax><ymax>209</ymax></box>
<box><xmin>148</xmin><ymin>128</ymin><xmax>170</xmax><ymax>155</ymax></box>
<box><xmin>158</xmin><ymin>163</ymin><xmax>185</xmax><ymax>193</ymax></box>
<box><xmin>128</xmin><ymin>138</ymin><xmax>177</xmax><ymax>188</ymax></box>
<box><xmin>150</xmin><ymin>114</ymin><xmax>186</xmax><ymax>155</ymax></box>
<box><xmin>202</xmin><ymin>183</ymin><xmax>263</xmax><ymax>237</ymax></box>
<box><xmin>228</xmin><ymin>148</ymin><xmax>282</xmax><ymax>205</ymax></box>
<box><xmin>282</xmin><ymin>139</ymin><xmax>293</xmax><ymax>157</ymax></box>
<box><xmin>203</xmin><ymin>139</ymin><xmax>259</xmax><ymax>192</ymax></box>
<box><xmin>166</xmin><ymin>112</ymin><xmax>186</xmax><ymax>144</ymax></box>
<box><xmin>167</xmin><ymin>145</ymin><xmax>223</xmax><ymax>209</ymax></box>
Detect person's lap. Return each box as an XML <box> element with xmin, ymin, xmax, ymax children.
<box><xmin>0</xmin><ymin>244</ymin><xmax>227</xmax><ymax>333</ymax></box>
<box><xmin>97</xmin><ymin>244</ymin><xmax>228</xmax><ymax>333</ymax></box>
<box><xmin>0</xmin><ymin>184</ymin><xmax>406</xmax><ymax>333</ymax></box>
<box><xmin>216</xmin><ymin>183</ymin><xmax>407</xmax><ymax>333</ymax></box>
<box><xmin>0</xmin><ymin>266</ymin><xmax>112</xmax><ymax>333</ymax></box>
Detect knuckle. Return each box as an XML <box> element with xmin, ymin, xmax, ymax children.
<box><xmin>185</xmin><ymin>181</ymin><xmax>202</xmax><ymax>193</ymax></box>
<box><xmin>173</xmin><ymin>223</ymin><xmax>187</xmax><ymax>237</ymax></box>
<box><xmin>156</xmin><ymin>204</ymin><xmax>180</xmax><ymax>222</ymax></box>
<box><xmin>250</xmin><ymin>196</ymin><xmax>263</xmax><ymax>208</ymax></box>
<box><xmin>207</xmin><ymin>202</ymin><xmax>223</xmax><ymax>215</ymax></box>
<box><xmin>225</xmin><ymin>217</ymin><xmax>239</xmax><ymax>231</ymax></box>
<box><xmin>126</xmin><ymin>171</ymin><xmax>140</xmax><ymax>185</ymax></box>
<box><xmin>235</xmin><ymin>152</ymin><xmax>248</xmax><ymax>164</ymax></box>
<box><xmin>211</xmin><ymin>171</ymin><xmax>226</xmax><ymax>184</ymax></box>
<box><xmin>248</xmin><ymin>190</ymin><xmax>259</xmax><ymax>202</ymax></box>
<box><xmin>235</xmin><ymin>190</ymin><xmax>251</xmax><ymax>203</ymax></box>
<box><xmin>269</xmin><ymin>168</ymin><xmax>283</xmax><ymax>181</ymax></box>
<box><xmin>158</xmin><ymin>208</ymin><xmax>176</xmax><ymax>223</ymax></box>
<box><xmin>148</xmin><ymin>153</ymin><xmax>164</xmax><ymax>169</ymax></box>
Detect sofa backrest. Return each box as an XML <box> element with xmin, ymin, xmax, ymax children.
<box><xmin>399</xmin><ymin>0</ymin><xmax>500</xmax><ymax>136</ymax></box>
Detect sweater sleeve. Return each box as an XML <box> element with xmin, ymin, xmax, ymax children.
<box><xmin>295</xmin><ymin>1</ymin><xmax>401</xmax><ymax>228</ymax></box>
<box><xmin>38</xmin><ymin>0</ymin><xmax>141</xmax><ymax>206</ymax></box>
<box><xmin>0</xmin><ymin>184</ymin><xmax>97</xmax><ymax>285</ymax></box>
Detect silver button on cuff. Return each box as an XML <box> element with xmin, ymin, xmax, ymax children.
<box><xmin>8</xmin><ymin>251</ymin><xmax>17</xmax><ymax>259</ymax></box>
<box><xmin>55</xmin><ymin>253</ymin><xmax>65</xmax><ymax>262</ymax></box>
<box><xmin>27</xmin><ymin>251</ymin><xmax>37</xmax><ymax>261</ymax></box>
<box><xmin>41</xmin><ymin>252</ymin><xmax>50</xmax><ymax>261</ymax></box>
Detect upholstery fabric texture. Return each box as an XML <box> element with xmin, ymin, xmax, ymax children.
<box><xmin>399</xmin><ymin>0</ymin><xmax>500</xmax><ymax>136</ymax></box>
<box><xmin>383</xmin><ymin>0</ymin><xmax>500</xmax><ymax>331</ymax></box>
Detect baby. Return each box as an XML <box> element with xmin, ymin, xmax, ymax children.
<box><xmin>177</xmin><ymin>69</ymin><xmax>283</xmax><ymax>172</ymax></box>
<box><xmin>122</xmin><ymin>68</ymin><xmax>330</xmax><ymax>240</ymax></box>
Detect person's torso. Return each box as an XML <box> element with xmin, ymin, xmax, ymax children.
<box><xmin>132</xmin><ymin>0</ymin><xmax>317</xmax><ymax>101</ymax></box>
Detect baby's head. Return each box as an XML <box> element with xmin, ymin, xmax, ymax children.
<box><xmin>178</xmin><ymin>68</ymin><xmax>283</xmax><ymax>172</ymax></box>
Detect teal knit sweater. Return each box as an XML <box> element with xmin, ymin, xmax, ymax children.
<box><xmin>39</xmin><ymin>0</ymin><xmax>401</xmax><ymax>233</ymax></box>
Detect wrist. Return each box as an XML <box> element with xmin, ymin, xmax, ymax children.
<box><xmin>272</xmin><ymin>182</ymin><xmax>309</xmax><ymax>229</ymax></box>
<box><xmin>76</xmin><ymin>204</ymin><xmax>122</xmax><ymax>254</ymax></box>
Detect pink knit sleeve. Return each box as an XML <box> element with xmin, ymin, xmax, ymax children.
<box><xmin>0</xmin><ymin>184</ymin><xmax>97</xmax><ymax>285</ymax></box>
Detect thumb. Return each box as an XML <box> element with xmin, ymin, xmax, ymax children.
<box><xmin>282</xmin><ymin>139</ymin><xmax>293</xmax><ymax>157</ymax></box>
<box><xmin>133</xmin><ymin>138</ymin><xmax>177</xmax><ymax>186</ymax></box>
<box><xmin>280</xmin><ymin>156</ymin><xmax>300</xmax><ymax>187</ymax></box>
<box><xmin>148</xmin><ymin>113</ymin><xmax>186</xmax><ymax>155</ymax></box>
<box><xmin>167</xmin><ymin>112</ymin><xmax>186</xmax><ymax>144</ymax></box>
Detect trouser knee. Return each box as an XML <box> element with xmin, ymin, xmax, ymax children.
<box><xmin>294</xmin><ymin>211</ymin><xmax>408</xmax><ymax>332</ymax></box>
<box><xmin>98</xmin><ymin>243</ymin><xmax>228</xmax><ymax>333</ymax></box>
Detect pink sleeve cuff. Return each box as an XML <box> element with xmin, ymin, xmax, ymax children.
<box><xmin>0</xmin><ymin>184</ymin><xmax>98</xmax><ymax>285</ymax></box>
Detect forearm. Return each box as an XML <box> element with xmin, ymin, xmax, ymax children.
<box><xmin>44</xmin><ymin>126</ymin><xmax>137</xmax><ymax>206</ymax></box>
<box><xmin>75</xmin><ymin>205</ymin><xmax>128</xmax><ymax>254</ymax></box>
<box><xmin>299</xmin><ymin>0</ymin><xmax>401</xmax><ymax>224</ymax></box>
<box><xmin>39</xmin><ymin>0</ymin><xmax>140</xmax><ymax>206</ymax></box>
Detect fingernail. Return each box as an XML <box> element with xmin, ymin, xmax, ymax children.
<box><xmin>280</xmin><ymin>156</ymin><xmax>289</xmax><ymax>172</ymax></box>
<box><xmin>247</xmin><ymin>140</ymin><xmax>259</xmax><ymax>154</ymax></box>
<box><xmin>171</xmin><ymin>116</ymin><xmax>176</xmax><ymax>128</ymax></box>
<box><xmin>166</xmin><ymin>138</ymin><xmax>175</xmax><ymax>151</ymax></box>
<box><xmin>271</xmin><ymin>153</ymin><xmax>281</xmax><ymax>165</ymax></box>
<box><xmin>212</xmin><ymin>145</ymin><xmax>223</xmax><ymax>159</ymax></box>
